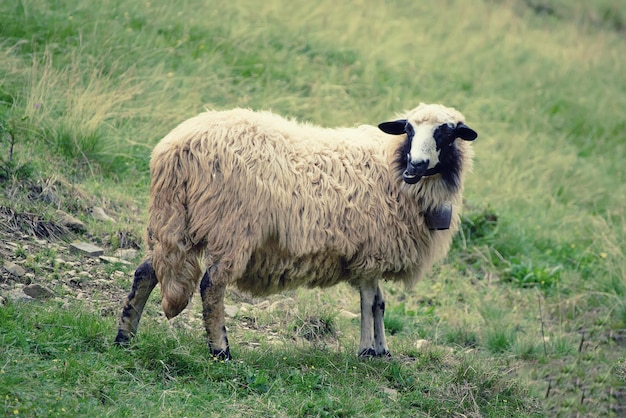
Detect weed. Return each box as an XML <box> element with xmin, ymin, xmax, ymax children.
<box><xmin>0</xmin><ymin>115</ymin><xmax>34</xmax><ymax>182</ymax></box>
<box><xmin>484</xmin><ymin>327</ymin><xmax>516</xmax><ymax>353</ymax></box>
<box><xmin>243</xmin><ymin>370</ymin><xmax>270</xmax><ymax>394</ymax></box>
<box><xmin>458</xmin><ymin>206</ymin><xmax>499</xmax><ymax>245</ymax></box>
<box><xmin>513</xmin><ymin>337</ymin><xmax>541</xmax><ymax>360</ymax></box>
<box><xmin>383</xmin><ymin>315</ymin><xmax>405</xmax><ymax>336</ymax></box>
<box><xmin>550</xmin><ymin>336</ymin><xmax>574</xmax><ymax>358</ymax></box>
<box><xmin>504</xmin><ymin>257</ymin><xmax>562</xmax><ymax>289</ymax></box>
<box><xmin>443</xmin><ymin>326</ymin><xmax>479</xmax><ymax>348</ymax></box>
<box><xmin>13</xmin><ymin>244</ymin><xmax>27</xmax><ymax>258</ymax></box>
<box><xmin>292</xmin><ymin>314</ymin><xmax>337</xmax><ymax>342</ymax></box>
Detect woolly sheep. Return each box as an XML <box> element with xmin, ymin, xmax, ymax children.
<box><xmin>114</xmin><ymin>103</ymin><xmax>477</xmax><ymax>359</ymax></box>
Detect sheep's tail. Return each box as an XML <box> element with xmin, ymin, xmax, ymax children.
<box><xmin>147</xmin><ymin>147</ymin><xmax>203</xmax><ymax>319</ymax></box>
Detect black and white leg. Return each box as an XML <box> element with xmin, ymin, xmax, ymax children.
<box><xmin>373</xmin><ymin>284</ymin><xmax>390</xmax><ymax>356</ymax></box>
<box><xmin>358</xmin><ymin>279</ymin><xmax>390</xmax><ymax>357</ymax></box>
<box><xmin>114</xmin><ymin>260</ymin><xmax>158</xmax><ymax>345</ymax></box>
<box><xmin>200</xmin><ymin>266</ymin><xmax>231</xmax><ymax>360</ymax></box>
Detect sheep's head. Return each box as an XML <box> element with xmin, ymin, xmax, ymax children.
<box><xmin>378</xmin><ymin>103</ymin><xmax>477</xmax><ymax>187</ymax></box>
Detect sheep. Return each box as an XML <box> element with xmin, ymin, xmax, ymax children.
<box><xmin>114</xmin><ymin>103</ymin><xmax>477</xmax><ymax>359</ymax></box>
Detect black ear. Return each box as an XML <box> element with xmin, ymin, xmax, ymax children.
<box><xmin>455</xmin><ymin>122</ymin><xmax>477</xmax><ymax>141</ymax></box>
<box><xmin>378</xmin><ymin>119</ymin><xmax>408</xmax><ymax>135</ymax></box>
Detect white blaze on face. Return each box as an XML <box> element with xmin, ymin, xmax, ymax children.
<box><xmin>408</xmin><ymin>123</ymin><xmax>440</xmax><ymax>169</ymax></box>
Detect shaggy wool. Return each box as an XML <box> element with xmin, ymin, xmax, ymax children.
<box><xmin>146</xmin><ymin>104</ymin><xmax>474</xmax><ymax>318</ymax></box>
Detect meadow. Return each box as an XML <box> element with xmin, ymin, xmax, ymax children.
<box><xmin>1</xmin><ymin>0</ymin><xmax>625</xmax><ymax>415</ymax></box>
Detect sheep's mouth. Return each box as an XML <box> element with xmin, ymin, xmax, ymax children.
<box><xmin>402</xmin><ymin>163</ymin><xmax>442</xmax><ymax>184</ymax></box>
<box><xmin>402</xmin><ymin>170</ymin><xmax>422</xmax><ymax>184</ymax></box>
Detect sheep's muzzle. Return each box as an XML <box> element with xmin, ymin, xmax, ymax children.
<box><xmin>403</xmin><ymin>158</ymin><xmax>441</xmax><ymax>184</ymax></box>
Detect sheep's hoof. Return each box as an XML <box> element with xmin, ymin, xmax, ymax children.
<box><xmin>114</xmin><ymin>330</ymin><xmax>132</xmax><ymax>346</ymax></box>
<box><xmin>357</xmin><ymin>348</ymin><xmax>377</xmax><ymax>358</ymax></box>
<box><xmin>358</xmin><ymin>348</ymin><xmax>392</xmax><ymax>359</ymax></box>
<box><xmin>210</xmin><ymin>348</ymin><xmax>232</xmax><ymax>361</ymax></box>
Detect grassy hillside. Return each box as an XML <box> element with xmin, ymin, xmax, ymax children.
<box><xmin>1</xmin><ymin>0</ymin><xmax>625</xmax><ymax>415</ymax></box>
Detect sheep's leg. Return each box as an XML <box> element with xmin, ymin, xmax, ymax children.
<box><xmin>358</xmin><ymin>280</ymin><xmax>390</xmax><ymax>357</ymax></box>
<box><xmin>373</xmin><ymin>284</ymin><xmax>390</xmax><ymax>357</ymax></box>
<box><xmin>200</xmin><ymin>266</ymin><xmax>231</xmax><ymax>360</ymax></box>
<box><xmin>114</xmin><ymin>261</ymin><xmax>158</xmax><ymax>345</ymax></box>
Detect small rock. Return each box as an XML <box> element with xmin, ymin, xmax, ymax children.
<box><xmin>55</xmin><ymin>210</ymin><xmax>87</xmax><ymax>233</ymax></box>
<box><xmin>3</xmin><ymin>261</ymin><xmax>26</xmax><ymax>278</ymax></box>
<box><xmin>23</xmin><ymin>284</ymin><xmax>55</xmax><ymax>300</ymax></box>
<box><xmin>382</xmin><ymin>387</ymin><xmax>398</xmax><ymax>401</ymax></box>
<box><xmin>99</xmin><ymin>255</ymin><xmax>131</xmax><ymax>265</ymax></box>
<box><xmin>239</xmin><ymin>302</ymin><xmax>253</xmax><ymax>313</ymax></box>
<box><xmin>339</xmin><ymin>309</ymin><xmax>359</xmax><ymax>319</ymax></box>
<box><xmin>115</xmin><ymin>249</ymin><xmax>138</xmax><ymax>260</ymax></box>
<box><xmin>415</xmin><ymin>339</ymin><xmax>430</xmax><ymax>350</ymax></box>
<box><xmin>90</xmin><ymin>207</ymin><xmax>116</xmax><ymax>222</ymax></box>
<box><xmin>69</xmin><ymin>242</ymin><xmax>104</xmax><ymax>257</ymax></box>
<box><xmin>224</xmin><ymin>304</ymin><xmax>239</xmax><ymax>318</ymax></box>
<box><xmin>5</xmin><ymin>287</ymin><xmax>33</xmax><ymax>303</ymax></box>
<box><xmin>255</xmin><ymin>300</ymin><xmax>270</xmax><ymax>310</ymax></box>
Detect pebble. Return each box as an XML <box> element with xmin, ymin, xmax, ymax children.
<box><xmin>90</xmin><ymin>207</ymin><xmax>116</xmax><ymax>222</ymax></box>
<box><xmin>3</xmin><ymin>261</ymin><xmax>26</xmax><ymax>277</ymax></box>
<box><xmin>224</xmin><ymin>304</ymin><xmax>239</xmax><ymax>318</ymax></box>
<box><xmin>5</xmin><ymin>287</ymin><xmax>32</xmax><ymax>303</ymax></box>
<box><xmin>382</xmin><ymin>387</ymin><xmax>398</xmax><ymax>401</ymax></box>
<box><xmin>55</xmin><ymin>209</ymin><xmax>87</xmax><ymax>233</ymax></box>
<box><xmin>115</xmin><ymin>249</ymin><xmax>138</xmax><ymax>260</ymax></box>
<box><xmin>414</xmin><ymin>339</ymin><xmax>430</xmax><ymax>350</ymax></box>
<box><xmin>238</xmin><ymin>303</ymin><xmax>253</xmax><ymax>313</ymax></box>
<box><xmin>339</xmin><ymin>309</ymin><xmax>359</xmax><ymax>319</ymax></box>
<box><xmin>69</xmin><ymin>242</ymin><xmax>104</xmax><ymax>257</ymax></box>
<box><xmin>23</xmin><ymin>284</ymin><xmax>55</xmax><ymax>300</ymax></box>
<box><xmin>99</xmin><ymin>255</ymin><xmax>131</xmax><ymax>265</ymax></box>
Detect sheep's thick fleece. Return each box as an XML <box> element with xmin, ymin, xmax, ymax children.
<box><xmin>115</xmin><ymin>104</ymin><xmax>476</xmax><ymax>359</ymax></box>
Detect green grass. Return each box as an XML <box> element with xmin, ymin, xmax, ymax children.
<box><xmin>1</xmin><ymin>0</ymin><xmax>625</xmax><ymax>415</ymax></box>
<box><xmin>0</xmin><ymin>300</ymin><xmax>539</xmax><ymax>416</ymax></box>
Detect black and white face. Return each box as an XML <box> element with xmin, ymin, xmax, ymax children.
<box><xmin>404</xmin><ymin>121</ymin><xmax>448</xmax><ymax>183</ymax></box>
<box><xmin>378</xmin><ymin>110</ymin><xmax>477</xmax><ymax>186</ymax></box>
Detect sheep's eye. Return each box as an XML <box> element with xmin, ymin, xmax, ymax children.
<box><xmin>434</xmin><ymin>124</ymin><xmax>455</xmax><ymax>146</ymax></box>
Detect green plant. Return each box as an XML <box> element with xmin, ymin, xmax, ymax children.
<box><xmin>0</xmin><ymin>115</ymin><xmax>34</xmax><ymax>181</ymax></box>
<box><xmin>504</xmin><ymin>257</ymin><xmax>562</xmax><ymax>289</ymax></box>
<box><xmin>484</xmin><ymin>326</ymin><xmax>516</xmax><ymax>353</ymax></box>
